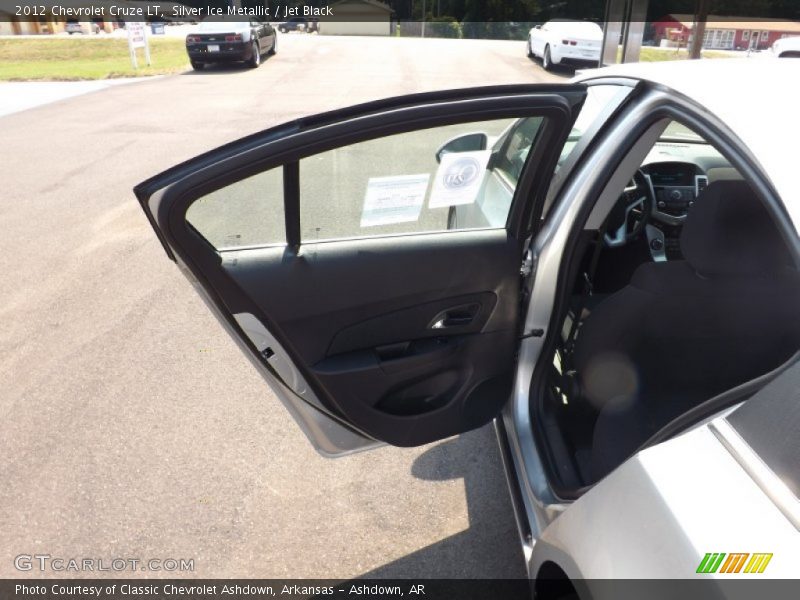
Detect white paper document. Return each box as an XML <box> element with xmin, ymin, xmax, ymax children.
<box><xmin>360</xmin><ymin>174</ymin><xmax>430</xmax><ymax>227</ymax></box>
<box><xmin>429</xmin><ymin>150</ymin><xmax>490</xmax><ymax>209</ymax></box>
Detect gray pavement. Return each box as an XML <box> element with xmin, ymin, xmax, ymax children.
<box><xmin>0</xmin><ymin>79</ymin><xmax>151</xmax><ymax>118</ymax></box>
<box><xmin>0</xmin><ymin>34</ymin><xmax>567</xmax><ymax>579</ymax></box>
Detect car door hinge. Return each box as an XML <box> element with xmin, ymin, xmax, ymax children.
<box><xmin>520</xmin><ymin>328</ymin><xmax>545</xmax><ymax>339</ymax></box>
<box><xmin>520</xmin><ymin>247</ymin><xmax>535</xmax><ymax>278</ymax></box>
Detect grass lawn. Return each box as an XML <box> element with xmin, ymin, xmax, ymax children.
<box><xmin>0</xmin><ymin>38</ymin><xmax>190</xmax><ymax>81</ymax></box>
<box><xmin>637</xmin><ymin>47</ymin><xmax>732</xmax><ymax>61</ymax></box>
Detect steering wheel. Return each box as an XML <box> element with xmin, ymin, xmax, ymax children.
<box><xmin>603</xmin><ymin>169</ymin><xmax>654</xmax><ymax>247</ymax></box>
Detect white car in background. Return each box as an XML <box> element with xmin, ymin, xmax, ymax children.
<box><xmin>771</xmin><ymin>35</ymin><xmax>800</xmax><ymax>57</ymax></box>
<box><xmin>527</xmin><ymin>20</ymin><xmax>603</xmax><ymax>70</ymax></box>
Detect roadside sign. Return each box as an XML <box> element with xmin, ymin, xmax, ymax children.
<box><xmin>126</xmin><ymin>21</ymin><xmax>151</xmax><ymax>69</ymax></box>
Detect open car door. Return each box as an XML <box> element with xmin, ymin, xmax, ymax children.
<box><xmin>135</xmin><ymin>85</ymin><xmax>586</xmax><ymax>455</ymax></box>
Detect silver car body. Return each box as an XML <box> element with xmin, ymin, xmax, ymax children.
<box><xmin>503</xmin><ymin>58</ymin><xmax>800</xmax><ymax>582</ymax></box>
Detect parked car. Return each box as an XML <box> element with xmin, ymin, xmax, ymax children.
<box><xmin>185</xmin><ymin>17</ymin><xmax>276</xmax><ymax>70</ymax></box>
<box><xmin>65</xmin><ymin>20</ymin><xmax>99</xmax><ymax>35</ymax></box>
<box><xmin>277</xmin><ymin>17</ymin><xmax>318</xmax><ymax>33</ymax></box>
<box><xmin>527</xmin><ymin>19</ymin><xmax>603</xmax><ymax>70</ymax></box>
<box><xmin>135</xmin><ymin>59</ymin><xmax>799</xmax><ymax>587</ymax></box>
<box><xmin>771</xmin><ymin>35</ymin><xmax>800</xmax><ymax>57</ymax></box>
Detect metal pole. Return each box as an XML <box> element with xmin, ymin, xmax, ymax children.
<box><xmin>621</xmin><ymin>0</ymin><xmax>648</xmax><ymax>63</ymax></box>
<box><xmin>127</xmin><ymin>22</ymin><xmax>138</xmax><ymax>69</ymax></box>
<box><xmin>421</xmin><ymin>0</ymin><xmax>426</xmax><ymax>38</ymax></box>
<box><xmin>601</xmin><ymin>0</ymin><xmax>627</xmax><ymax>66</ymax></box>
<box><xmin>144</xmin><ymin>29</ymin><xmax>151</xmax><ymax>66</ymax></box>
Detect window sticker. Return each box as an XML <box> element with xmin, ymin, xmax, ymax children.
<box><xmin>360</xmin><ymin>174</ymin><xmax>430</xmax><ymax>227</ymax></box>
<box><xmin>429</xmin><ymin>150</ymin><xmax>490</xmax><ymax>209</ymax></box>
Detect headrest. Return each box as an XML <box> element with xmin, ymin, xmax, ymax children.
<box><xmin>680</xmin><ymin>180</ymin><xmax>791</xmax><ymax>277</ymax></box>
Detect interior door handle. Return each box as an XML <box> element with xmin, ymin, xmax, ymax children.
<box><xmin>428</xmin><ymin>303</ymin><xmax>480</xmax><ymax>330</ymax></box>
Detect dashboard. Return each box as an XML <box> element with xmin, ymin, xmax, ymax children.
<box><xmin>638</xmin><ymin>141</ymin><xmax>737</xmax><ymax>262</ymax></box>
<box><xmin>642</xmin><ymin>161</ymin><xmax>707</xmax><ymax>216</ymax></box>
<box><xmin>640</xmin><ymin>160</ymin><xmax>707</xmax><ymax>261</ymax></box>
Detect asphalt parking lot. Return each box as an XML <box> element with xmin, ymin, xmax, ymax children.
<box><xmin>0</xmin><ymin>34</ymin><xmax>567</xmax><ymax>579</ymax></box>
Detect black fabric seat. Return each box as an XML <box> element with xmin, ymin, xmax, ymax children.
<box><xmin>572</xmin><ymin>180</ymin><xmax>800</xmax><ymax>481</ymax></box>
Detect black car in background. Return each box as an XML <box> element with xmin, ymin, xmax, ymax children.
<box><xmin>277</xmin><ymin>17</ymin><xmax>318</xmax><ymax>33</ymax></box>
<box><xmin>186</xmin><ymin>18</ymin><xmax>277</xmax><ymax>70</ymax></box>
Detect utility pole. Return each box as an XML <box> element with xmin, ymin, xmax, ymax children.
<box><xmin>690</xmin><ymin>0</ymin><xmax>710</xmax><ymax>59</ymax></box>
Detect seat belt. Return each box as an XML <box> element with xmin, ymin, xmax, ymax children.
<box><xmin>563</xmin><ymin>223</ymin><xmax>608</xmax><ymax>366</ymax></box>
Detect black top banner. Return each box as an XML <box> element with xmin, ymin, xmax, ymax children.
<box><xmin>1</xmin><ymin>0</ymin><xmax>799</xmax><ymax>23</ymax></box>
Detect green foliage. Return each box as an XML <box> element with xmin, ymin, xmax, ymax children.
<box><xmin>426</xmin><ymin>16</ymin><xmax>462</xmax><ymax>39</ymax></box>
<box><xmin>461</xmin><ymin>20</ymin><xmax>533</xmax><ymax>40</ymax></box>
<box><xmin>0</xmin><ymin>38</ymin><xmax>189</xmax><ymax>81</ymax></box>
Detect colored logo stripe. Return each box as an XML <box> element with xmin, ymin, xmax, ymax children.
<box><xmin>697</xmin><ymin>553</ymin><xmax>726</xmax><ymax>573</ymax></box>
<box><xmin>719</xmin><ymin>553</ymin><xmax>749</xmax><ymax>573</ymax></box>
<box><xmin>697</xmin><ymin>552</ymin><xmax>772</xmax><ymax>574</ymax></box>
<box><xmin>744</xmin><ymin>553</ymin><xmax>773</xmax><ymax>573</ymax></box>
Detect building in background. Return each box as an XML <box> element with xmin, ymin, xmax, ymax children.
<box><xmin>653</xmin><ymin>14</ymin><xmax>800</xmax><ymax>50</ymax></box>
<box><xmin>319</xmin><ymin>0</ymin><xmax>393</xmax><ymax>36</ymax></box>
<box><xmin>0</xmin><ymin>9</ymin><xmax>65</xmax><ymax>34</ymax></box>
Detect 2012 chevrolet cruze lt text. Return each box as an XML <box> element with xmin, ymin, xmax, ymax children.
<box><xmin>136</xmin><ymin>59</ymin><xmax>800</xmax><ymax>590</ymax></box>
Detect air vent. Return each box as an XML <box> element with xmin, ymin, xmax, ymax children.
<box><xmin>696</xmin><ymin>176</ymin><xmax>709</xmax><ymax>197</ymax></box>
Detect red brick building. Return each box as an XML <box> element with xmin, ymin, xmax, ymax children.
<box><xmin>653</xmin><ymin>14</ymin><xmax>800</xmax><ymax>50</ymax></box>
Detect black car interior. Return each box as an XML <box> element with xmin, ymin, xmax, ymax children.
<box><xmin>545</xmin><ymin>128</ymin><xmax>800</xmax><ymax>487</ymax></box>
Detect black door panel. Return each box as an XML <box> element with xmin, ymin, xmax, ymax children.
<box><xmin>314</xmin><ymin>331</ymin><xmax>516</xmax><ymax>445</ymax></box>
<box><xmin>219</xmin><ymin>230</ymin><xmax>519</xmax><ymax>365</ymax></box>
<box><xmin>217</xmin><ymin>229</ymin><xmax>519</xmax><ymax>446</ymax></box>
<box><xmin>327</xmin><ymin>293</ymin><xmax>494</xmax><ymax>356</ymax></box>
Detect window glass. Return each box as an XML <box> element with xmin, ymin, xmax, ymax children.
<box><xmin>186</xmin><ymin>116</ymin><xmax>554</xmax><ymax>250</ymax></box>
<box><xmin>186</xmin><ymin>166</ymin><xmax>284</xmax><ymax>250</ymax></box>
<box><xmin>558</xmin><ymin>84</ymin><xmax>631</xmax><ymax>165</ymax></box>
<box><xmin>543</xmin><ymin>84</ymin><xmax>633</xmax><ymax>216</ymax></box>
<box><xmin>299</xmin><ymin>118</ymin><xmax>542</xmax><ymax>242</ymax></box>
<box><xmin>494</xmin><ymin>117</ymin><xmax>543</xmax><ymax>186</ymax></box>
<box><xmin>661</xmin><ymin>121</ymin><xmax>704</xmax><ymax>142</ymax></box>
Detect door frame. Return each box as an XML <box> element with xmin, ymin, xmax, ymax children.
<box><xmin>500</xmin><ymin>81</ymin><xmax>663</xmax><ymax>560</ymax></box>
<box><xmin>136</xmin><ymin>85</ymin><xmax>587</xmax><ymax>455</ymax></box>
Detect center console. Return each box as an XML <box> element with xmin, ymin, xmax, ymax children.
<box><xmin>642</xmin><ymin>162</ymin><xmax>708</xmax><ymax>261</ymax></box>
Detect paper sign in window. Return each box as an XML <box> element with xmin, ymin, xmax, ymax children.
<box><xmin>360</xmin><ymin>174</ymin><xmax>430</xmax><ymax>227</ymax></box>
<box><xmin>429</xmin><ymin>150</ymin><xmax>490</xmax><ymax>209</ymax></box>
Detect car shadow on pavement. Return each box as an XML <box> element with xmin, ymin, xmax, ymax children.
<box><xmin>357</xmin><ymin>425</ymin><xmax>528</xmax><ymax>581</ymax></box>
<box><xmin>182</xmin><ymin>57</ymin><xmax>277</xmax><ymax>75</ymax></box>
<box><xmin>527</xmin><ymin>55</ymin><xmax>575</xmax><ymax>77</ymax></box>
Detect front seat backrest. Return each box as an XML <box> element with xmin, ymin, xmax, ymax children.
<box><xmin>575</xmin><ymin>180</ymin><xmax>800</xmax><ymax>481</ymax></box>
<box><xmin>680</xmin><ymin>180</ymin><xmax>792</xmax><ymax>277</ymax></box>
